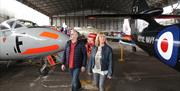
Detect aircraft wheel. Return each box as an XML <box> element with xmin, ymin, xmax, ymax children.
<box><xmin>39</xmin><ymin>67</ymin><xmax>50</xmax><ymax>76</ymax></box>
<box><xmin>132</xmin><ymin>46</ymin><xmax>136</xmax><ymax>52</ymax></box>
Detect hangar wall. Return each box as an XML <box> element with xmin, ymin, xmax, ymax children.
<box><xmin>51</xmin><ymin>10</ymin><xmax>124</xmax><ymax>31</ymax></box>
<box><xmin>52</xmin><ymin>16</ymin><xmax>124</xmax><ymax>31</ymax></box>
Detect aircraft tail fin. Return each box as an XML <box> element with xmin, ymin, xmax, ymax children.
<box><xmin>132</xmin><ymin>0</ymin><xmax>163</xmax><ymax>17</ymax></box>
<box><xmin>132</xmin><ymin>0</ymin><xmax>162</xmax><ymax>28</ymax></box>
<box><xmin>132</xmin><ymin>0</ymin><xmax>150</xmax><ymax>14</ymax></box>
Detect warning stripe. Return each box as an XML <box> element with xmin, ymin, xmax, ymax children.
<box><xmin>40</xmin><ymin>32</ymin><xmax>59</xmax><ymax>39</ymax></box>
<box><xmin>21</xmin><ymin>45</ymin><xmax>59</xmax><ymax>55</ymax></box>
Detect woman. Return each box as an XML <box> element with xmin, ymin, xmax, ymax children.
<box><xmin>85</xmin><ymin>33</ymin><xmax>97</xmax><ymax>61</ymax></box>
<box><xmin>88</xmin><ymin>32</ymin><xmax>113</xmax><ymax>91</ymax></box>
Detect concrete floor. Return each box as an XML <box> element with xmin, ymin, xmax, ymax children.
<box><xmin>0</xmin><ymin>42</ymin><xmax>180</xmax><ymax>91</ymax></box>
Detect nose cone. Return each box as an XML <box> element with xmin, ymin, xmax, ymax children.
<box><xmin>56</xmin><ymin>32</ymin><xmax>70</xmax><ymax>51</ymax></box>
<box><xmin>20</xmin><ymin>28</ymin><xmax>69</xmax><ymax>57</ymax></box>
<box><xmin>39</xmin><ymin>30</ymin><xmax>69</xmax><ymax>52</ymax></box>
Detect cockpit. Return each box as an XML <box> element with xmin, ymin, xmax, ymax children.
<box><xmin>0</xmin><ymin>19</ymin><xmax>38</xmax><ymax>31</ymax></box>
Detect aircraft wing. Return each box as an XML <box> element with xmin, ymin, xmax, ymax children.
<box><xmin>87</xmin><ymin>14</ymin><xmax>180</xmax><ymax>19</ymax></box>
<box><xmin>86</xmin><ymin>8</ymin><xmax>180</xmax><ymax>19</ymax></box>
<box><xmin>104</xmin><ymin>32</ymin><xmax>136</xmax><ymax>47</ymax></box>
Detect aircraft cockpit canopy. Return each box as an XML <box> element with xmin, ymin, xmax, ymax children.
<box><xmin>0</xmin><ymin>24</ymin><xmax>9</xmax><ymax>30</ymax></box>
<box><xmin>0</xmin><ymin>19</ymin><xmax>38</xmax><ymax>31</ymax></box>
<box><xmin>18</xmin><ymin>20</ymin><xmax>38</xmax><ymax>28</ymax></box>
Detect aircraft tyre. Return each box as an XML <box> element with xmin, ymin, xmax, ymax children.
<box><xmin>39</xmin><ymin>67</ymin><xmax>50</xmax><ymax>76</ymax></box>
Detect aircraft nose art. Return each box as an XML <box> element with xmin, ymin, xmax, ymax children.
<box><xmin>154</xmin><ymin>25</ymin><xmax>180</xmax><ymax>67</ymax></box>
<box><xmin>21</xmin><ymin>31</ymin><xmax>61</xmax><ymax>55</ymax></box>
<box><xmin>40</xmin><ymin>31</ymin><xmax>59</xmax><ymax>39</ymax></box>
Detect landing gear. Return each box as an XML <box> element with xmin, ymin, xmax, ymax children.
<box><xmin>38</xmin><ymin>53</ymin><xmax>63</xmax><ymax>76</ymax></box>
<box><xmin>39</xmin><ymin>67</ymin><xmax>50</xmax><ymax>76</ymax></box>
<box><xmin>39</xmin><ymin>60</ymin><xmax>50</xmax><ymax>76</ymax></box>
<box><xmin>132</xmin><ymin>46</ymin><xmax>136</xmax><ymax>52</ymax></box>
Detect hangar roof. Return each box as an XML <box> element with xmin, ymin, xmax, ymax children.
<box><xmin>17</xmin><ymin>0</ymin><xmax>178</xmax><ymax>17</ymax></box>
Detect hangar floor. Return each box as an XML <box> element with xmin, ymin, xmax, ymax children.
<box><xmin>0</xmin><ymin>42</ymin><xmax>180</xmax><ymax>91</ymax></box>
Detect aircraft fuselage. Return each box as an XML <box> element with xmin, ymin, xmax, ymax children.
<box><xmin>133</xmin><ymin>24</ymin><xmax>180</xmax><ymax>71</ymax></box>
<box><xmin>0</xmin><ymin>19</ymin><xmax>69</xmax><ymax>60</ymax></box>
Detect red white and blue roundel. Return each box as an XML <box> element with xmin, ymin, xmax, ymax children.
<box><xmin>154</xmin><ymin>25</ymin><xmax>180</xmax><ymax>67</ymax></box>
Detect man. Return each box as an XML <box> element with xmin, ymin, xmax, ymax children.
<box><xmin>61</xmin><ymin>29</ymin><xmax>87</xmax><ymax>91</ymax></box>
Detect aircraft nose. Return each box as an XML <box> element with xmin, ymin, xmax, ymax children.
<box><xmin>40</xmin><ymin>30</ymin><xmax>69</xmax><ymax>52</ymax></box>
<box><xmin>21</xmin><ymin>30</ymin><xmax>69</xmax><ymax>55</ymax></box>
<box><xmin>56</xmin><ymin>32</ymin><xmax>69</xmax><ymax>50</ymax></box>
<box><xmin>40</xmin><ymin>30</ymin><xmax>69</xmax><ymax>51</ymax></box>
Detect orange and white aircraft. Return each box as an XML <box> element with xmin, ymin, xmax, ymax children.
<box><xmin>0</xmin><ymin>19</ymin><xmax>69</xmax><ymax>75</ymax></box>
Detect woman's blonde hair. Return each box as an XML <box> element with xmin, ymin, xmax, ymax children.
<box><xmin>95</xmin><ymin>32</ymin><xmax>107</xmax><ymax>46</ymax></box>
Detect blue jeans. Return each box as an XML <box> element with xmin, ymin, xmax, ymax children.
<box><xmin>70</xmin><ymin>68</ymin><xmax>81</xmax><ymax>91</ymax></box>
<box><xmin>93</xmin><ymin>73</ymin><xmax>106</xmax><ymax>91</ymax></box>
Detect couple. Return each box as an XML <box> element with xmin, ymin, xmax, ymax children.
<box><xmin>61</xmin><ymin>29</ymin><xmax>113</xmax><ymax>91</ymax></box>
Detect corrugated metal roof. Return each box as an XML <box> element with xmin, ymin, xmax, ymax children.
<box><xmin>17</xmin><ymin>0</ymin><xmax>178</xmax><ymax>17</ymax></box>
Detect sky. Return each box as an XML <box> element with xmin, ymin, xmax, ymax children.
<box><xmin>0</xmin><ymin>0</ymin><xmax>50</xmax><ymax>26</ymax></box>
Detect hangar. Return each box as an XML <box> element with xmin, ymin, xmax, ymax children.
<box><xmin>17</xmin><ymin>0</ymin><xmax>179</xmax><ymax>30</ymax></box>
<box><xmin>1</xmin><ymin>0</ymin><xmax>180</xmax><ymax>91</ymax></box>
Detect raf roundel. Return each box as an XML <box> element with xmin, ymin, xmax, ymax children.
<box><xmin>157</xmin><ymin>32</ymin><xmax>173</xmax><ymax>60</ymax></box>
<box><xmin>154</xmin><ymin>25</ymin><xmax>180</xmax><ymax>67</ymax></box>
